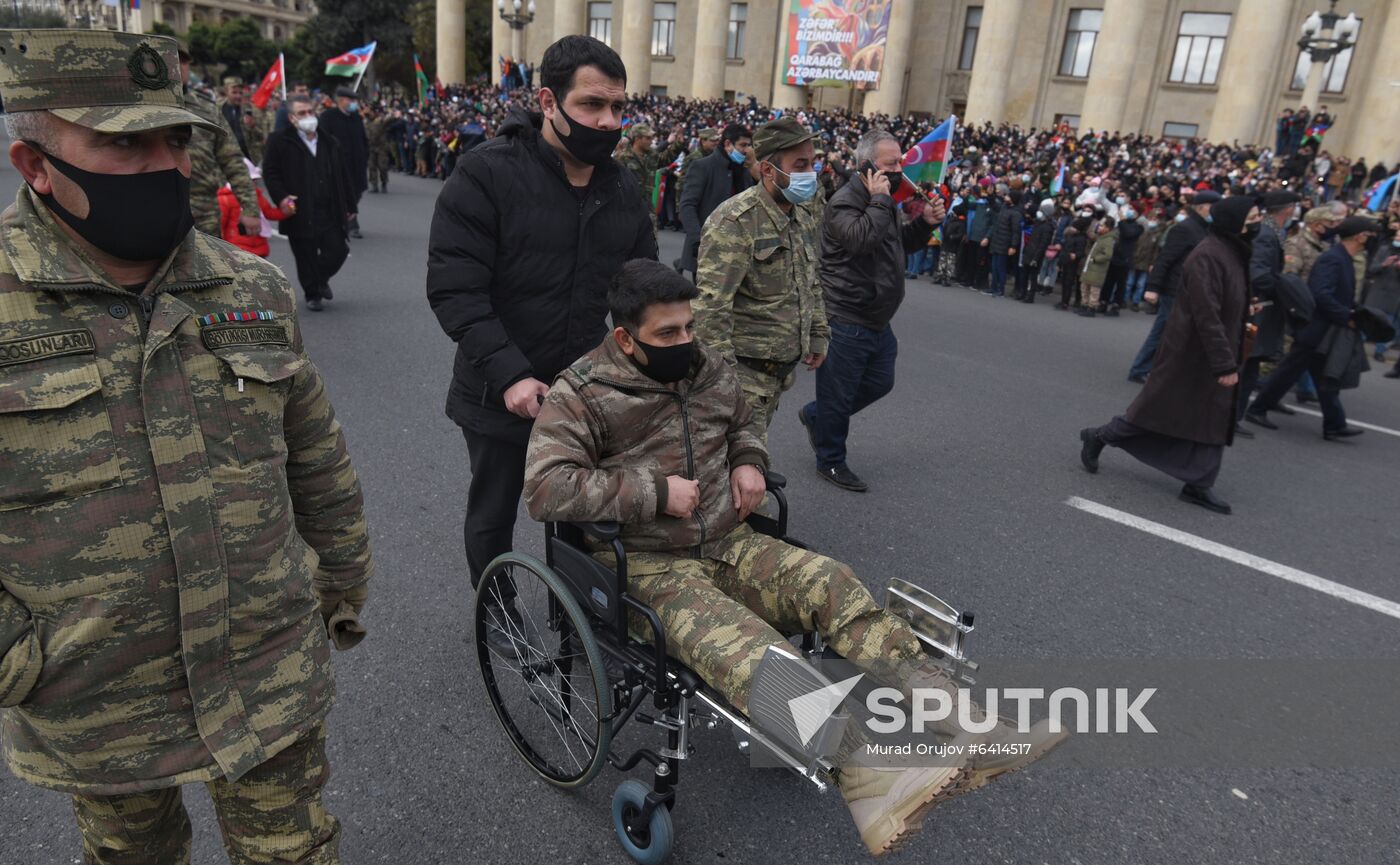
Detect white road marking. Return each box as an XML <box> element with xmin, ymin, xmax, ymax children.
<box><xmin>1285</xmin><ymin>406</ymin><xmax>1400</xmax><ymax>439</ymax></box>
<box><xmin>1065</xmin><ymin>496</ymin><xmax>1400</xmax><ymax>622</ymax></box>
<box><xmin>1232</xmin><ymin>788</ymin><xmax>1249</xmax><ymax>801</ymax></box>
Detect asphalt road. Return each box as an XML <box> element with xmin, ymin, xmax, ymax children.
<box><xmin>3</xmin><ymin>162</ymin><xmax>1398</xmax><ymax>865</ymax></box>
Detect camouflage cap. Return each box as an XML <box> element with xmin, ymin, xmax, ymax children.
<box><xmin>0</xmin><ymin>28</ymin><xmax>217</xmax><ymax>133</ymax></box>
<box><xmin>753</xmin><ymin>117</ymin><xmax>815</xmax><ymax>161</ymax></box>
<box><xmin>629</xmin><ymin>123</ymin><xmax>654</xmax><ymax>138</ymax></box>
<box><xmin>221</xmin><ymin>75</ymin><xmax>243</xmax><ymax>87</ymax></box>
<box><xmin>697</xmin><ymin>127</ymin><xmax>719</xmax><ymax>141</ymax></box>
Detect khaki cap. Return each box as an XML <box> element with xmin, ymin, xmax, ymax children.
<box><xmin>0</xmin><ymin>29</ymin><xmax>217</xmax><ymax>133</ymax></box>
<box><xmin>753</xmin><ymin>117</ymin><xmax>815</xmax><ymax>161</ymax></box>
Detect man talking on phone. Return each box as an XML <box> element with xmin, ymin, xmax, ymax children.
<box><xmin>799</xmin><ymin>129</ymin><xmax>944</xmax><ymax>492</ymax></box>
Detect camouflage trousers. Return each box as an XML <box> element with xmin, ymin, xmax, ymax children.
<box><xmin>369</xmin><ymin>151</ymin><xmax>391</xmax><ymax>192</ymax></box>
<box><xmin>734</xmin><ymin>365</ymin><xmax>795</xmax><ymax>445</ymax></box>
<box><xmin>70</xmin><ymin>724</ymin><xmax>339</xmax><ymax>865</ymax></box>
<box><xmin>619</xmin><ymin>525</ymin><xmax>927</xmax><ymax>715</ymax></box>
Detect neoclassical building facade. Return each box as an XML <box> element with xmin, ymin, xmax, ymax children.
<box><xmin>437</xmin><ymin>0</ymin><xmax>1400</xmax><ymax>163</ymax></box>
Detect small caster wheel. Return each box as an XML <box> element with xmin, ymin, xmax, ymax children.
<box><xmin>612</xmin><ymin>779</ymin><xmax>674</xmax><ymax>864</ymax></box>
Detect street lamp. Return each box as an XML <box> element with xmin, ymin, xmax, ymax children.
<box><xmin>1297</xmin><ymin>0</ymin><xmax>1360</xmax><ymax>109</ymax></box>
<box><xmin>497</xmin><ymin>0</ymin><xmax>536</xmax><ymax>66</ymax></box>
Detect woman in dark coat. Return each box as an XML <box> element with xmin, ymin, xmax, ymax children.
<box><xmin>1078</xmin><ymin>196</ymin><xmax>1262</xmax><ymax>514</ymax></box>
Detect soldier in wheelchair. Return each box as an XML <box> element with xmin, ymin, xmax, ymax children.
<box><xmin>481</xmin><ymin>259</ymin><xmax>1064</xmax><ymax>859</ymax></box>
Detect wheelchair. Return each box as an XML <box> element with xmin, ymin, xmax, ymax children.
<box><xmin>474</xmin><ymin>473</ymin><xmax>977</xmax><ymax>864</ymax></box>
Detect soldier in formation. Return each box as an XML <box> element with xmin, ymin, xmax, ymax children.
<box><xmin>0</xmin><ymin>29</ymin><xmax>374</xmax><ymax>863</ymax></box>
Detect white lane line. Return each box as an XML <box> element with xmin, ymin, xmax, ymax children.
<box><xmin>1285</xmin><ymin>406</ymin><xmax>1400</xmax><ymax>439</ymax></box>
<box><xmin>1066</xmin><ymin>496</ymin><xmax>1400</xmax><ymax>622</ymax></box>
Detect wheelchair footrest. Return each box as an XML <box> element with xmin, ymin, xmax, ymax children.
<box><xmin>886</xmin><ymin>578</ymin><xmax>975</xmax><ymax>663</ymax></box>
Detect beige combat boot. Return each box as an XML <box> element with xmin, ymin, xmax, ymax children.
<box><xmin>838</xmin><ymin>752</ymin><xmax>973</xmax><ymax>856</ymax></box>
<box><xmin>966</xmin><ymin>717</ymin><xmax>1070</xmax><ymax>790</ymax></box>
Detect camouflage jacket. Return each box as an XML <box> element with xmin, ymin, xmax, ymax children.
<box><xmin>1283</xmin><ymin>229</ymin><xmax>1328</xmax><ymax>278</ymax></box>
<box><xmin>243</xmin><ymin>106</ymin><xmax>268</xmax><ymax>165</ymax></box>
<box><xmin>524</xmin><ymin>336</ymin><xmax>767</xmax><ymax>556</ymax></box>
<box><xmin>617</xmin><ymin>141</ymin><xmax>684</xmax><ymax>207</ymax></box>
<box><xmin>694</xmin><ymin>184</ymin><xmax>828</xmax><ymax>363</ymax></box>
<box><xmin>187</xmin><ymin>91</ymin><xmax>258</xmax><ymax>236</ymax></box>
<box><xmin>0</xmin><ymin>188</ymin><xmax>373</xmax><ymax>795</ymax></box>
<box><xmin>366</xmin><ymin>117</ymin><xmax>393</xmax><ymax>154</ymax></box>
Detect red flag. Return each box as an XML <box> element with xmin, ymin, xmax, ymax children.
<box><xmin>250</xmin><ymin>55</ymin><xmax>284</xmax><ymax>110</ymax></box>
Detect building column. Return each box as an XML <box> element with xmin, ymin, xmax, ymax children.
<box><xmin>1079</xmin><ymin>0</ymin><xmax>1148</xmax><ymax>133</ymax></box>
<box><xmin>555</xmin><ymin>0</ymin><xmax>584</xmax><ymax>39</ymax></box>
<box><xmin>1350</xmin><ymin>5</ymin><xmax>1400</xmax><ymax>166</ymax></box>
<box><xmin>691</xmin><ymin>0</ymin><xmax>728</xmax><ymax>100</ymax></box>
<box><xmin>1206</xmin><ymin>0</ymin><xmax>1292</xmax><ymax>146</ymax></box>
<box><xmin>492</xmin><ymin>5</ymin><xmax>512</xmax><ymax>82</ymax></box>
<box><xmin>618</xmin><ymin>0</ymin><xmax>651</xmax><ymax>96</ymax></box>
<box><xmin>963</xmin><ymin>0</ymin><xmax>1020</xmax><ymax>125</ymax></box>
<box><xmin>861</xmin><ymin>0</ymin><xmax>914</xmax><ymax>116</ymax></box>
<box><xmin>438</xmin><ymin>0</ymin><xmax>468</xmax><ymax>85</ymax></box>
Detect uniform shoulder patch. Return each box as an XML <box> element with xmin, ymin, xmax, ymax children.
<box><xmin>200</xmin><ymin>320</ymin><xmax>289</xmax><ymax>351</ymax></box>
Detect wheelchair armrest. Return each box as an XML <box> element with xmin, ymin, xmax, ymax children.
<box><xmin>571</xmin><ymin>521</ymin><xmax>621</xmax><ymax>542</ymax></box>
<box><xmin>764</xmin><ymin>470</ymin><xmax>787</xmax><ymax>491</ymax></box>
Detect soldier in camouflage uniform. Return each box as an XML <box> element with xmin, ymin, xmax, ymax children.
<box><xmin>0</xmin><ymin>29</ymin><xmax>373</xmax><ymax>864</ymax></box>
<box><xmin>616</xmin><ymin>123</ymin><xmax>686</xmax><ymax>214</ymax></box>
<box><xmin>1285</xmin><ymin>204</ymin><xmax>1343</xmax><ymax>279</ymax></box>
<box><xmin>694</xmin><ymin>118</ymin><xmax>828</xmax><ymax>441</ymax></box>
<box><xmin>674</xmin><ymin>126</ymin><xmax>718</xmax><ymax>204</ymax></box>
<box><xmin>364</xmin><ymin>106</ymin><xmax>392</xmax><ymax>194</ymax></box>
<box><xmin>523</xmin><ymin>260</ymin><xmax>1064</xmax><ymax>857</ymax></box>
<box><xmin>176</xmin><ymin>48</ymin><xmax>259</xmax><ymax>238</ymax></box>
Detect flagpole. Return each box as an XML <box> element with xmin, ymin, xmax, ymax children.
<box><xmin>279</xmin><ymin>52</ymin><xmax>286</xmax><ymax>101</ymax></box>
<box><xmin>351</xmin><ymin>42</ymin><xmax>376</xmax><ymax>94</ymax></box>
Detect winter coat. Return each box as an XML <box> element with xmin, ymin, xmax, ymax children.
<box><xmin>1125</xmin><ymin>232</ymin><xmax>1250</xmax><ymax>446</ymax></box>
<box><xmin>1081</xmin><ymin>228</ymin><xmax>1118</xmax><ymax>286</ymax></box>
<box><xmin>426</xmin><ymin>106</ymin><xmax>658</xmax><ymax>442</ymax></box>
<box><xmin>1146</xmin><ymin>212</ymin><xmax>1210</xmax><ymax>297</ymax></box>
<box><xmin>1024</xmin><ymin>219</ymin><xmax>1056</xmax><ymax>267</ymax></box>
<box><xmin>262</xmin><ymin>126</ymin><xmax>354</xmax><ymax>239</ymax></box>
<box><xmin>819</xmin><ymin>178</ymin><xmax>933</xmax><ymax>330</ymax></box>
<box><xmin>1362</xmin><ymin>244</ymin><xmax>1400</xmax><ymax>316</ymax></box>
<box><xmin>1133</xmin><ymin>222</ymin><xmax>1165</xmax><ymax>271</ymax></box>
<box><xmin>1297</xmin><ymin>242</ymin><xmax>1358</xmax><ymax>349</ymax></box>
<box><xmin>317</xmin><ymin>107</ymin><xmax>368</xmax><ymax>195</ymax></box>
<box><xmin>523</xmin><ymin>337</ymin><xmax>767</xmax><ymax>556</ymax></box>
<box><xmin>988</xmin><ymin>205</ymin><xmax>1023</xmax><ymax>254</ymax></box>
<box><xmin>1112</xmin><ymin>218</ymin><xmax>1144</xmax><ymax>268</ymax></box>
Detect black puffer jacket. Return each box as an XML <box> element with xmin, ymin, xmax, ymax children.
<box><xmin>819</xmin><ymin>179</ymin><xmax>933</xmax><ymax>330</ymax></box>
<box><xmin>988</xmin><ymin>205</ymin><xmax>1023</xmax><ymax>253</ymax></box>
<box><xmin>1145</xmin><ymin>212</ymin><xmax>1210</xmax><ymax>298</ymax></box>
<box><xmin>427</xmin><ymin>107</ymin><xmax>658</xmax><ymax>439</ymax></box>
<box><xmin>1112</xmin><ymin>218</ymin><xmax>1144</xmax><ymax>267</ymax></box>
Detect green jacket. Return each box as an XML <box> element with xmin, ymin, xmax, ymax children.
<box><xmin>0</xmin><ymin>188</ymin><xmax>373</xmax><ymax>794</ymax></box>
<box><xmin>1082</xmin><ymin>227</ymin><xmax>1118</xmax><ymax>286</ymax></box>
<box><xmin>617</xmin><ymin>141</ymin><xmax>684</xmax><ymax>207</ymax></box>
<box><xmin>694</xmin><ymin>184</ymin><xmax>828</xmax><ymax>363</ymax></box>
<box><xmin>524</xmin><ymin>336</ymin><xmax>767</xmax><ymax>557</ymax></box>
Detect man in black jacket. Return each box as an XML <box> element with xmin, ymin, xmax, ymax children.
<box><xmin>800</xmin><ymin>130</ymin><xmax>944</xmax><ymax>492</ymax></box>
<box><xmin>677</xmin><ymin>123</ymin><xmax>753</xmax><ymax>278</ymax></box>
<box><xmin>426</xmin><ymin>35</ymin><xmax>656</xmax><ymax>593</ymax></box>
<box><xmin>263</xmin><ymin>94</ymin><xmax>356</xmax><ymax>311</ymax></box>
<box><xmin>1127</xmin><ymin>191</ymin><xmax>1218</xmax><ymax>382</ymax></box>
<box><xmin>318</xmin><ymin>87</ymin><xmax>369</xmax><ymax>238</ymax></box>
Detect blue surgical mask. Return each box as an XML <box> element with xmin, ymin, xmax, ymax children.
<box><xmin>813</xmin><ymin>160</ymin><xmax>824</xmax><ymax>173</ymax></box>
<box><xmin>771</xmin><ymin>164</ymin><xmax>818</xmax><ymax>204</ymax></box>
<box><xmin>728</xmin><ymin>148</ymin><xmax>746</xmax><ymax>165</ymax></box>
<box><xmin>348</xmin><ymin>100</ymin><xmax>360</xmax><ymax>112</ymax></box>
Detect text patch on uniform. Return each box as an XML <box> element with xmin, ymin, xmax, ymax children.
<box><xmin>201</xmin><ymin>324</ymin><xmax>290</xmax><ymax>351</ymax></box>
<box><xmin>0</xmin><ymin>329</ymin><xmax>96</xmax><ymax>367</ymax></box>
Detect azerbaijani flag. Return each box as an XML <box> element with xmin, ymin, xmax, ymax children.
<box><xmin>414</xmin><ymin>54</ymin><xmax>431</xmax><ymax>104</ymax></box>
<box><xmin>1367</xmin><ymin>173</ymin><xmax>1398</xmax><ymax>212</ymax></box>
<box><xmin>325</xmin><ymin>42</ymin><xmax>376</xmax><ymax>77</ymax></box>
<box><xmin>902</xmin><ymin>115</ymin><xmax>956</xmax><ymax>187</ymax></box>
<box><xmin>1049</xmin><ymin>162</ymin><xmax>1066</xmax><ymax>195</ymax></box>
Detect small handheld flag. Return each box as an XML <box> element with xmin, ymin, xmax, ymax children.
<box><xmin>325</xmin><ymin>42</ymin><xmax>377</xmax><ymax>77</ymax></box>
<box><xmin>414</xmin><ymin>54</ymin><xmax>431</xmax><ymax>104</ymax></box>
<box><xmin>250</xmin><ymin>54</ymin><xmax>284</xmax><ymax>110</ymax></box>
<box><xmin>902</xmin><ymin>115</ymin><xmax>957</xmax><ymax>188</ymax></box>
<box><xmin>1367</xmin><ymin>173</ymin><xmax>1398</xmax><ymax>213</ymax></box>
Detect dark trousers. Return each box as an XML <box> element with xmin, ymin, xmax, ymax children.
<box><xmin>287</xmin><ymin>226</ymin><xmax>348</xmax><ymax>301</ymax></box>
<box><xmin>1101</xmin><ymin>263</ymin><xmax>1130</xmax><ymax>308</ymax></box>
<box><xmin>989</xmin><ymin>252</ymin><xmax>1010</xmax><ymax>295</ymax></box>
<box><xmin>1128</xmin><ymin>292</ymin><xmax>1176</xmax><ymax>378</ymax></box>
<box><xmin>1249</xmin><ymin>345</ymin><xmax>1347</xmax><ymax>431</ymax></box>
<box><xmin>461</xmin><ymin>427</ymin><xmax>528</xmax><ymax>589</ymax></box>
<box><xmin>804</xmin><ymin>320</ymin><xmax>897</xmax><ymax>470</ymax></box>
<box><xmin>1237</xmin><ymin>356</ymin><xmax>1264</xmax><ymax>421</ymax></box>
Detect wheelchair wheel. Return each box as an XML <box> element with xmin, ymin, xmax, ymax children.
<box><xmin>612</xmin><ymin>779</ymin><xmax>674</xmax><ymax>865</ymax></box>
<box><xmin>476</xmin><ymin>553</ymin><xmax>612</xmax><ymax>788</ymax></box>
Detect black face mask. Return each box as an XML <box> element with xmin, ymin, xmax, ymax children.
<box><xmin>30</xmin><ymin>145</ymin><xmax>192</xmax><ymax>262</ymax></box>
<box><xmin>883</xmin><ymin>170</ymin><xmax>905</xmax><ymax>192</ymax></box>
<box><xmin>549</xmin><ymin>101</ymin><xmax>622</xmax><ymax>167</ymax></box>
<box><xmin>628</xmin><ymin>334</ymin><xmax>694</xmax><ymax>384</ymax></box>
<box><xmin>1242</xmin><ymin>223</ymin><xmax>1261</xmax><ymax>242</ymax></box>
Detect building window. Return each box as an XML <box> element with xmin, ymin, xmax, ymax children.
<box><xmin>1290</xmin><ymin>18</ymin><xmax>1362</xmax><ymax>93</ymax></box>
<box><xmin>650</xmin><ymin>85</ymin><xmax>669</xmax><ymax>97</ymax></box>
<box><xmin>588</xmin><ymin>2</ymin><xmax>613</xmax><ymax>46</ymax></box>
<box><xmin>727</xmin><ymin>3</ymin><xmax>747</xmax><ymax>61</ymax></box>
<box><xmin>1168</xmin><ymin>12</ymin><xmax>1230</xmax><ymax>85</ymax></box>
<box><xmin>959</xmin><ymin>6</ymin><xmax>981</xmax><ymax>70</ymax></box>
<box><xmin>651</xmin><ymin>3</ymin><xmax>675</xmax><ymax>57</ymax></box>
<box><xmin>1162</xmin><ymin>121</ymin><xmax>1200</xmax><ymax>141</ymax></box>
<box><xmin>1058</xmin><ymin>9</ymin><xmax>1101</xmax><ymax>78</ymax></box>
